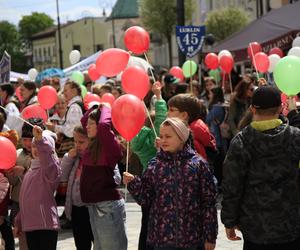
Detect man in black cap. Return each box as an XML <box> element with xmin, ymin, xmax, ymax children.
<box><xmin>221</xmin><ymin>86</ymin><xmax>300</xmax><ymax>250</ymax></box>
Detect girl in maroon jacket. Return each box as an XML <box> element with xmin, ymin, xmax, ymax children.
<box><xmin>80</xmin><ymin>103</ymin><xmax>127</xmax><ymax>250</ymax></box>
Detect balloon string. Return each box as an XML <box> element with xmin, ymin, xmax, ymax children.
<box><xmin>190</xmin><ymin>60</ymin><xmax>193</xmax><ymax>94</ymax></box>
<box><xmin>228</xmin><ymin>73</ymin><xmax>233</xmax><ymax>93</ymax></box>
<box><xmin>124</xmin><ymin>140</ymin><xmax>129</xmax><ymax>202</ymax></box>
<box><xmin>143</xmin><ymin>102</ymin><xmax>158</xmax><ymax>138</ymax></box>
<box><xmin>249</xmin><ymin>43</ymin><xmax>260</xmax><ymax>80</ymax></box>
<box><xmin>0</xmin><ymin>105</ymin><xmax>34</xmax><ymax>128</ymax></box>
<box><xmin>143</xmin><ymin>53</ymin><xmax>156</xmax><ymax>82</ymax></box>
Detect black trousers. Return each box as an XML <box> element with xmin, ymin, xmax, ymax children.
<box><xmin>139</xmin><ymin>206</ymin><xmax>154</xmax><ymax>250</ymax></box>
<box><xmin>0</xmin><ymin>219</ymin><xmax>15</xmax><ymax>250</ymax></box>
<box><xmin>244</xmin><ymin>237</ymin><xmax>300</xmax><ymax>250</ymax></box>
<box><xmin>71</xmin><ymin>205</ymin><xmax>94</xmax><ymax>250</ymax></box>
<box><xmin>25</xmin><ymin>230</ymin><xmax>57</xmax><ymax>250</ymax></box>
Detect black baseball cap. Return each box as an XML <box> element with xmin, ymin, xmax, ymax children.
<box><xmin>252</xmin><ymin>86</ymin><xmax>281</xmax><ymax>109</ymax></box>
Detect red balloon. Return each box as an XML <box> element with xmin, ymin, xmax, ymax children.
<box><xmin>88</xmin><ymin>64</ymin><xmax>101</xmax><ymax>81</ymax></box>
<box><xmin>15</xmin><ymin>86</ymin><xmax>23</xmax><ymax>102</ymax></box>
<box><xmin>83</xmin><ymin>93</ymin><xmax>101</xmax><ymax>110</ymax></box>
<box><xmin>96</xmin><ymin>48</ymin><xmax>130</xmax><ymax>77</ymax></box>
<box><xmin>169</xmin><ymin>66</ymin><xmax>184</xmax><ymax>82</ymax></box>
<box><xmin>219</xmin><ymin>55</ymin><xmax>234</xmax><ymax>73</ymax></box>
<box><xmin>22</xmin><ymin>104</ymin><xmax>48</xmax><ymax>122</ymax></box>
<box><xmin>247</xmin><ymin>42</ymin><xmax>262</xmax><ymax>58</ymax></box>
<box><xmin>124</xmin><ymin>26</ymin><xmax>150</xmax><ymax>55</ymax></box>
<box><xmin>205</xmin><ymin>53</ymin><xmax>219</xmax><ymax>69</ymax></box>
<box><xmin>269</xmin><ymin>47</ymin><xmax>284</xmax><ymax>58</ymax></box>
<box><xmin>38</xmin><ymin>86</ymin><xmax>58</xmax><ymax>109</ymax></box>
<box><xmin>0</xmin><ymin>136</ymin><xmax>17</xmax><ymax>170</ymax></box>
<box><xmin>253</xmin><ymin>52</ymin><xmax>270</xmax><ymax>73</ymax></box>
<box><xmin>112</xmin><ymin>94</ymin><xmax>145</xmax><ymax>141</ymax></box>
<box><xmin>121</xmin><ymin>66</ymin><xmax>150</xmax><ymax>99</ymax></box>
<box><xmin>101</xmin><ymin>93</ymin><xmax>115</xmax><ymax>106</ymax></box>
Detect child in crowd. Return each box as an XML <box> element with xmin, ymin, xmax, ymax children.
<box><xmin>124</xmin><ymin>117</ymin><xmax>218</xmax><ymax>250</ymax></box>
<box><xmin>7</xmin><ymin>118</ymin><xmax>45</xmax><ymax>250</ymax></box>
<box><xmin>167</xmin><ymin>93</ymin><xmax>216</xmax><ymax>161</ymax></box>
<box><xmin>131</xmin><ymin>82</ymin><xmax>167</xmax><ymax>250</ymax></box>
<box><xmin>14</xmin><ymin>126</ymin><xmax>61</xmax><ymax>250</ymax></box>
<box><xmin>60</xmin><ymin>126</ymin><xmax>94</xmax><ymax>250</ymax></box>
<box><xmin>80</xmin><ymin>103</ymin><xmax>127</xmax><ymax>250</ymax></box>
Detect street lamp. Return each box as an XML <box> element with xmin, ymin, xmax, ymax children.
<box><xmin>56</xmin><ymin>0</ymin><xmax>63</xmax><ymax>69</ymax></box>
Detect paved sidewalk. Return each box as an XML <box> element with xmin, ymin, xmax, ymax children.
<box><xmin>12</xmin><ymin>202</ymin><xmax>243</xmax><ymax>249</ymax></box>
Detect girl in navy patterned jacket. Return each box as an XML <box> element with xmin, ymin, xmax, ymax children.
<box><xmin>123</xmin><ymin>117</ymin><xmax>218</xmax><ymax>250</ymax></box>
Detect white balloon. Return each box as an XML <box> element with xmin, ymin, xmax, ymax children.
<box><xmin>292</xmin><ymin>37</ymin><xmax>300</xmax><ymax>47</ymax></box>
<box><xmin>288</xmin><ymin>47</ymin><xmax>300</xmax><ymax>58</ymax></box>
<box><xmin>218</xmin><ymin>50</ymin><xmax>232</xmax><ymax>60</ymax></box>
<box><xmin>69</xmin><ymin>50</ymin><xmax>81</xmax><ymax>65</ymax></box>
<box><xmin>28</xmin><ymin>68</ymin><xmax>38</xmax><ymax>80</ymax></box>
<box><xmin>268</xmin><ymin>54</ymin><xmax>280</xmax><ymax>73</ymax></box>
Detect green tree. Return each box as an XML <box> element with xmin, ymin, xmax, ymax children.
<box><xmin>140</xmin><ymin>0</ymin><xmax>193</xmax><ymax>67</ymax></box>
<box><xmin>205</xmin><ymin>7</ymin><xmax>249</xmax><ymax>42</ymax></box>
<box><xmin>19</xmin><ymin>12</ymin><xmax>54</xmax><ymax>50</ymax></box>
<box><xmin>0</xmin><ymin>21</ymin><xmax>26</xmax><ymax>72</ymax></box>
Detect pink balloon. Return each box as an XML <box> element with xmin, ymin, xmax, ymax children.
<box><xmin>205</xmin><ymin>53</ymin><xmax>219</xmax><ymax>69</ymax></box>
<box><xmin>38</xmin><ymin>86</ymin><xmax>58</xmax><ymax>109</ymax></box>
<box><xmin>15</xmin><ymin>86</ymin><xmax>23</xmax><ymax>102</ymax></box>
<box><xmin>247</xmin><ymin>42</ymin><xmax>262</xmax><ymax>58</ymax></box>
<box><xmin>88</xmin><ymin>64</ymin><xmax>101</xmax><ymax>81</ymax></box>
<box><xmin>253</xmin><ymin>52</ymin><xmax>270</xmax><ymax>73</ymax></box>
<box><xmin>124</xmin><ymin>26</ymin><xmax>150</xmax><ymax>55</ymax></box>
<box><xmin>169</xmin><ymin>66</ymin><xmax>184</xmax><ymax>82</ymax></box>
<box><xmin>121</xmin><ymin>66</ymin><xmax>150</xmax><ymax>99</ymax></box>
<box><xmin>83</xmin><ymin>93</ymin><xmax>101</xmax><ymax>110</ymax></box>
<box><xmin>96</xmin><ymin>48</ymin><xmax>130</xmax><ymax>77</ymax></box>
<box><xmin>219</xmin><ymin>55</ymin><xmax>234</xmax><ymax>73</ymax></box>
<box><xmin>112</xmin><ymin>94</ymin><xmax>145</xmax><ymax>141</ymax></box>
<box><xmin>101</xmin><ymin>93</ymin><xmax>115</xmax><ymax>106</ymax></box>
<box><xmin>269</xmin><ymin>47</ymin><xmax>284</xmax><ymax>58</ymax></box>
<box><xmin>0</xmin><ymin>136</ymin><xmax>17</xmax><ymax>170</ymax></box>
<box><xmin>22</xmin><ymin>104</ymin><xmax>48</xmax><ymax>122</ymax></box>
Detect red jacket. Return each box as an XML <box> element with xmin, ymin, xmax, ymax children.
<box><xmin>190</xmin><ymin>119</ymin><xmax>216</xmax><ymax>160</ymax></box>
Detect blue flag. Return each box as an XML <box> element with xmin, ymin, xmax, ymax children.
<box><xmin>0</xmin><ymin>51</ymin><xmax>11</xmax><ymax>84</ymax></box>
<box><xmin>176</xmin><ymin>25</ymin><xmax>206</xmax><ymax>58</ymax></box>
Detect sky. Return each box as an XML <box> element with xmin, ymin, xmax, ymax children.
<box><xmin>0</xmin><ymin>0</ymin><xmax>117</xmax><ymax>26</ymax></box>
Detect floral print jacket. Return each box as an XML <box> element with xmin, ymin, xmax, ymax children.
<box><xmin>128</xmin><ymin>146</ymin><xmax>218</xmax><ymax>248</ymax></box>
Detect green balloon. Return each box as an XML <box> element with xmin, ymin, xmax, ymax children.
<box><xmin>182</xmin><ymin>60</ymin><xmax>197</xmax><ymax>78</ymax></box>
<box><xmin>208</xmin><ymin>69</ymin><xmax>221</xmax><ymax>83</ymax></box>
<box><xmin>80</xmin><ymin>85</ymin><xmax>87</xmax><ymax>98</ymax></box>
<box><xmin>274</xmin><ymin>56</ymin><xmax>300</xmax><ymax>96</ymax></box>
<box><xmin>71</xmin><ymin>71</ymin><xmax>84</xmax><ymax>85</ymax></box>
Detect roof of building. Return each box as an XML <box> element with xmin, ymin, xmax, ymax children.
<box><xmin>106</xmin><ymin>0</ymin><xmax>139</xmax><ymax>21</ymax></box>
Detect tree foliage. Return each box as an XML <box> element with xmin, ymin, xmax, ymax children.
<box><xmin>19</xmin><ymin>12</ymin><xmax>54</xmax><ymax>49</ymax></box>
<box><xmin>0</xmin><ymin>21</ymin><xmax>26</xmax><ymax>72</ymax></box>
<box><xmin>205</xmin><ymin>7</ymin><xmax>249</xmax><ymax>42</ymax></box>
<box><xmin>139</xmin><ymin>0</ymin><xmax>193</xmax><ymax>66</ymax></box>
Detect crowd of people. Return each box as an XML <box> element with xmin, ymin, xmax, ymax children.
<box><xmin>0</xmin><ymin>66</ymin><xmax>299</xmax><ymax>250</ymax></box>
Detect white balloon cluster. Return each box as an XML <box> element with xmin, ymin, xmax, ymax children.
<box><xmin>28</xmin><ymin>68</ymin><xmax>38</xmax><ymax>80</ymax></box>
<box><xmin>288</xmin><ymin>37</ymin><xmax>300</xmax><ymax>58</ymax></box>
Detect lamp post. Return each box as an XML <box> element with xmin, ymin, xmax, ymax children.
<box><xmin>56</xmin><ymin>0</ymin><xmax>63</xmax><ymax>69</ymax></box>
<box><xmin>177</xmin><ymin>0</ymin><xmax>186</xmax><ymax>66</ymax></box>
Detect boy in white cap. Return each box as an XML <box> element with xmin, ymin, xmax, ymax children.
<box><xmin>124</xmin><ymin>117</ymin><xmax>218</xmax><ymax>250</ymax></box>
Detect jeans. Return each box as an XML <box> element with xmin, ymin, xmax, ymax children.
<box><xmin>154</xmin><ymin>247</ymin><xmax>196</xmax><ymax>250</ymax></box>
<box><xmin>88</xmin><ymin>199</ymin><xmax>127</xmax><ymax>250</ymax></box>
<box><xmin>25</xmin><ymin>230</ymin><xmax>57</xmax><ymax>250</ymax></box>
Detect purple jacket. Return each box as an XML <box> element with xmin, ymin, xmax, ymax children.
<box><xmin>16</xmin><ymin>137</ymin><xmax>61</xmax><ymax>232</ymax></box>
<box><xmin>128</xmin><ymin>146</ymin><xmax>218</xmax><ymax>248</ymax></box>
<box><xmin>80</xmin><ymin>106</ymin><xmax>122</xmax><ymax>203</ymax></box>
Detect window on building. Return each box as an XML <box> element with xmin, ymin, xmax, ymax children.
<box><xmin>48</xmin><ymin>47</ymin><xmax>51</xmax><ymax>56</ymax></box>
<box><xmin>96</xmin><ymin>44</ymin><xmax>104</xmax><ymax>52</ymax></box>
<box><xmin>53</xmin><ymin>46</ymin><xmax>56</xmax><ymax>56</ymax></box>
<box><xmin>43</xmin><ymin>48</ymin><xmax>47</xmax><ymax>56</ymax></box>
<box><xmin>73</xmin><ymin>45</ymin><xmax>80</xmax><ymax>51</ymax></box>
<box><xmin>39</xmin><ymin>48</ymin><xmax>42</xmax><ymax>57</ymax></box>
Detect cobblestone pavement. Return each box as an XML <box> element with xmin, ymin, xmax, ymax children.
<box><xmin>12</xmin><ymin>202</ymin><xmax>243</xmax><ymax>250</ymax></box>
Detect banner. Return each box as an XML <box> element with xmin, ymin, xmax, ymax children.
<box><xmin>0</xmin><ymin>51</ymin><xmax>11</xmax><ymax>84</ymax></box>
<box><xmin>176</xmin><ymin>25</ymin><xmax>206</xmax><ymax>58</ymax></box>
